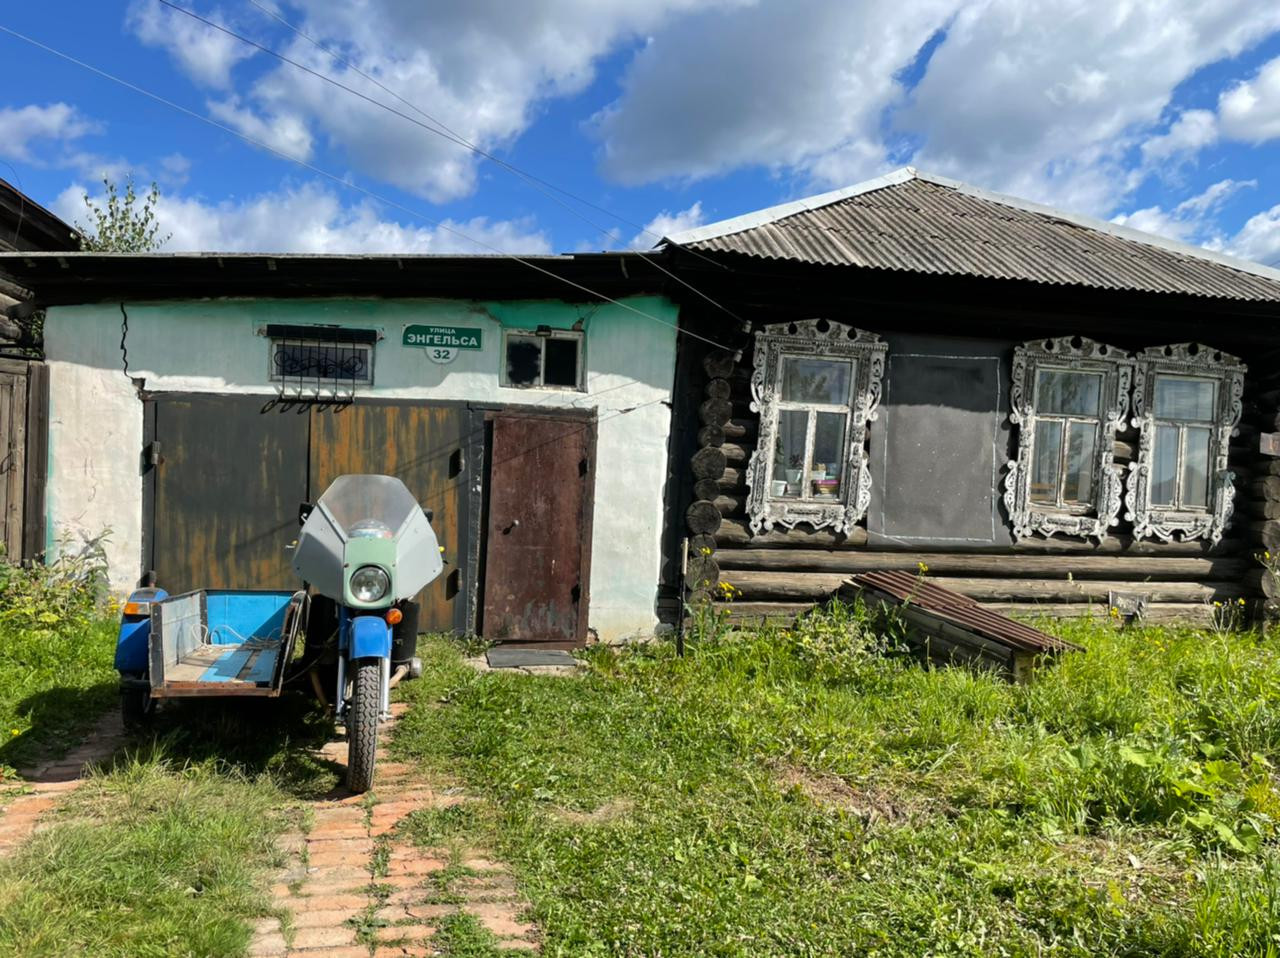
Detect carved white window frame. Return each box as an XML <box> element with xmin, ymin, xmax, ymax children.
<box><xmin>1125</xmin><ymin>343</ymin><xmax>1244</xmax><ymax>544</ymax></box>
<box><xmin>744</xmin><ymin>319</ymin><xmax>886</xmax><ymax>535</ymax></box>
<box><xmin>1004</xmin><ymin>337</ymin><xmax>1132</xmax><ymax>541</ymax></box>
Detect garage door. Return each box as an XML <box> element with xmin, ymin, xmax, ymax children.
<box><xmin>149</xmin><ymin>395</ymin><xmax>475</xmax><ymax>633</ymax></box>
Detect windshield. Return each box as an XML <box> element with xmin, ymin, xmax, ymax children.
<box><xmin>317</xmin><ymin>475</ymin><xmax>419</xmax><ymax>538</ymax></box>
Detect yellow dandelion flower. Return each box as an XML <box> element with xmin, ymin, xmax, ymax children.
<box><xmin>9</xmin><ymin>729</ymin><xmax>18</xmax><ymax>737</ymax></box>
<box><xmin>917</xmin><ymin>561</ymin><xmax>929</xmax><ymax>574</ymax></box>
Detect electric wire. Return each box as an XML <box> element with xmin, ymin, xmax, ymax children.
<box><xmin>0</xmin><ymin>23</ymin><xmax>739</xmax><ymax>355</ymax></box>
<box><xmin>239</xmin><ymin>0</ymin><xmax>729</xmax><ymax>274</ymax></box>
<box><xmin>157</xmin><ymin>0</ymin><xmax>746</xmax><ymax>325</ymax></box>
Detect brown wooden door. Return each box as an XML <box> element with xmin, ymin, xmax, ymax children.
<box><xmin>309</xmin><ymin>402</ymin><xmax>471</xmax><ymax>633</ymax></box>
<box><xmin>482</xmin><ymin>414</ymin><xmax>595</xmax><ymax>646</ymax></box>
<box><xmin>152</xmin><ymin>396</ymin><xmax>309</xmax><ymax>594</ymax></box>
<box><xmin>0</xmin><ymin>361</ymin><xmax>28</xmax><ymax>560</ymax></box>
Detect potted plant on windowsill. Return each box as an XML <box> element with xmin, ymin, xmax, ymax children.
<box><xmin>785</xmin><ymin>453</ymin><xmax>804</xmax><ymax>491</ymax></box>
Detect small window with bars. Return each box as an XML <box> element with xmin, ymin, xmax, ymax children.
<box><xmin>266</xmin><ymin>325</ymin><xmax>376</xmax><ymax>388</ymax></box>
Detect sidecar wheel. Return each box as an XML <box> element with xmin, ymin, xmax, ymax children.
<box><xmin>346</xmin><ymin>659</ymin><xmax>380</xmax><ymax>793</ymax></box>
<box><xmin>120</xmin><ymin>686</ymin><xmax>155</xmax><ymax>729</ymax></box>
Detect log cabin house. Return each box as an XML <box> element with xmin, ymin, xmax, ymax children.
<box><xmin>658</xmin><ymin>168</ymin><xmax>1280</xmax><ymax>627</ymax></box>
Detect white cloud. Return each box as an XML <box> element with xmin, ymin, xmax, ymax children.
<box><xmin>593</xmin><ymin>0</ymin><xmax>959</xmax><ymax>187</ymax></box>
<box><xmin>127</xmin><ymin>0</ymin><xmax>255</xmax><ymax>89</ymax></box>
<box><xmin>583</xmin><ymin>0</ymin><xmax>1280</xmax><ymax>219</ymax></box>
<box><xmin>53</xmin><ymin>180</ymin><xmax>550</xmax><ymax>255</ymax></box>
<box><xmin>1112</xmin><ymin>178</ymin><xmax>1254</xmax><ymax>243</ymax></box>
<box><xmin>898</xmin><ymin>0</ymin><xmax>1280</xmax><ymax>214</ymax></box>
<box><xmin>0</xmin><ymin>103</ymin><xmax>99</xmax><ymax>164</ymax></box>
<box><xmin>208</xmin><ymin>0</ymin><xmax>737</xmax><ymax>203</ymax></box>
<box><xmin>1140</xmin><ymin>109</ymin><xmax>1219</xmax><ymax>165</ymax></box>
<box><xmin>631</xmin><ymin>201</ymin><xmax>703</xmax><ymax>248</ymax></box>
<box><xmin>208</xmin><ymin>96</ymin><xmax>313</xmax><ymax>161</ymax></box>
<box><xmin>1219</xmin><ymin>202</ymin><xmax>1280</xmax><ymax>267</ymax></box>
<box><xmin>1219</xmin><ymin>53</ymin><xmax>1280</xmax><ymax>142</ymax></box>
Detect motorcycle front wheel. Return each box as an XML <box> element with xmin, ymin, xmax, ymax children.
<box><xmin>346</xmin><ymin>658</ymin><xmax>380</xmax><ymax>793</ymax></box>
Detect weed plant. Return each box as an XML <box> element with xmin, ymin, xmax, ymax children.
<box><xmin>0</xmin><ymin>542</ymin><xmax>117</xmax><ymax>771</ymax></box>
<box><xmin>394</xmin><ymin>607</ymin><xmax>1280</xmax><ymax>957</ymax></box>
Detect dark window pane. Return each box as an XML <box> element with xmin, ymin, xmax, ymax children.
<box><xmin>772</xmin><ymin>410</ymin><xmax>809</xmax><ymax>498</ymax></box>
<box><xmin>1031</xmin><ymin>419</ymin><xmax>1063</xmax><ymax>504</ymax></box>
<box><xmin>506</xmin><ymin>335</ymin><xmax>540</xmax><ymax>386</ymax></box>
<box><xmin>1036</xmin><ymin>369</ymin><xmax>1101</xmax><ymax>416</ymax></box>
<box><xmin>1152</xmin><ymin>425</ymin><xmax>1178</xmax><ymax>505</ymax></box>
<box><xmin>272</xmin><ymin>342</ymin><xmax>369</xmax><ymax>382</ymax></box>
<box><xmin>1062</xmin><ymin>421</ymin><xmax>1096</xmax><ymax>504</ymax></box>
<box><xmin>811</xmin><ymin>411</ymin><xmax>847</xmax><ymax>499</ymax></box>
<box><xmin>543</xmin><ymin>337</ymin><xmax>580</xmax><ymax>387</ymax></box>
<box><xmin>1154</xmin><ymin>376</ymin><xmax>1216</xmax><ymax>422</ymax></box>
<box><xmin>1182</xmin><ymin>426</ymin><xmax>1212</xmax><ymax>507</ymax></box>
<box><xmin>781</xmin><ymin>357</ymin><xmax>853</xmax><ymax>405</ymax></box>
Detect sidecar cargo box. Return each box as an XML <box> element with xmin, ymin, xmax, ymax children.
<box><xmin>149</xmin><ymin>589</ymin><xmax>307</xmax><ymax>698</ymax></box>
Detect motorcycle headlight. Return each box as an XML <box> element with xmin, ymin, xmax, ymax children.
<box><xmin>350</xmin><ymin>565</ymin><xmax>390</xmax><ymax>603</ymax></box>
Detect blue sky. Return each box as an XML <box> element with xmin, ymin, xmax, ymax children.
<box><xmin>2</xmin><ymin>1</ymin><xmax>1279</xmax><ymax>265</ymax></box>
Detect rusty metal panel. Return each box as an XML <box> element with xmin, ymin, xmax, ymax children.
<box><xmin>682</xmin><ymin>177</ymin><xmax>1280</xmax><ymax>303</ymax></box>
<box><xmin>482</xmin><ymin>414</ymin><xmax>594</xmax><ymax>645</ymax></box>
<box><xmin>308</xmin><ymin>402</ymin><xmax>472</xmax><ymax>634</ymax></box>
<box><xmin>848</xmin><ymin>570</ymin><xmax>1081</xmax><ymax>654</ymax></box>
<box><xmin>152</xmin><ymin>396</ymin><xmax>308</xmax><ymax>594</ymax></box>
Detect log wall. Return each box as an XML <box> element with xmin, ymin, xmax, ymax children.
<box><xmin>682</xmin><ymin>335</ymin><xmax>1277</xmax><ymax>628</ymax></box>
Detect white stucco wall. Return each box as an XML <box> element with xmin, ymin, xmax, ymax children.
<box><xmin>43</xmin><ymin>296</ymin><xmax>679</xmax><ymax>642</ymax></box>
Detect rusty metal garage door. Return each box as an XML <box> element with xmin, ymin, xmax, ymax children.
<box><xmin>148</xmin><ymin>395</ymin><xmax>475</xmax><ymax>633</ymax></box>
<box><xmin>309</xmin><ymin>401</ymin><xmax>474</xmax><ymax>634</ymax></box>
<box><xmin>149</xmin><ymin>395</ymin><xmax>309</xmax><ymax>594</ymax></box>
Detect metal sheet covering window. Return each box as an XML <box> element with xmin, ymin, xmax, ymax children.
<box><xmin>501</xmin><ymin>328</ymin><xmax>584</xmax><ymax>390</ymax></box>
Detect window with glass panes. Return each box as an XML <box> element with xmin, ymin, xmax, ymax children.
<box><xmin>1149</xmin><ymin>375</ymin><xmax>1217</xmax><ymax>510</ymax></box>
<box><xmin>1029</xmin><ymin>368</ymin><xmax>1103</xmax><ymax>510</ymax></box>
<box><xmin>771</xmin><ymin>355</ymin><xmax>854</xmax><ymax>501</ymax></box>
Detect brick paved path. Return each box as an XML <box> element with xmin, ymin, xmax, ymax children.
<box><xmin>0</xmin><ymin>710</ymin><xmax>128</xmax><ymax>855</ymax></box>
<box><xmin>251</xmin><ymin>702</ymin><xmax>540</xmax><ymax>957</ymax></box>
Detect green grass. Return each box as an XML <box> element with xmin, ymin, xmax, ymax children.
<box><xmin>0</xmin><ymin>664</ymin><xmax>340</xmax><ymax>955</ymax></box>
<box><xmin>392</xmin><ymin>608</ymin><xmax>1280</xmax><ymax>957</ymax></box>
<box><xmin>0</xmin><ymin>615</ymin><xmax>118</xmax><ymax>772</ymax></box>
<box><xmin>0</xmin><ymin>754</ymin><xmax>296</xmax><ymax>957</ymax></box>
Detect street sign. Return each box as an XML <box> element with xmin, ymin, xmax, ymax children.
<box><xmin>402</xmin><ymin>325</ymin><xmax>483</xmax><ymax>364</ymax></box>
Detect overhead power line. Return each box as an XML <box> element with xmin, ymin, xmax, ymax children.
<box><xmin>155</xmin><ymin>0</ymin><xmax>743</xmax><ymax>325</ymax></box>
<box><xmin>0</xmin><ymin>23</ymin><xmax>738</xmax><ymax>356</ymax></box>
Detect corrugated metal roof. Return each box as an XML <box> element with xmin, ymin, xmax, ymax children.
<box><xmin>848</xmin><ymin>570</ymin><xmax>1082</xmax><ymax>655</ymax></box>
<box><xmin>666</xmin><ymin>169</ymin><xmax>1280</xmax><ymax>303</ymax></box>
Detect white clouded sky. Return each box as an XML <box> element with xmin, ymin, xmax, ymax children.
<box><xmin>3</xmin><ymin>1</ymin><xmax>1280</xmax><ymax>262</ymax></box>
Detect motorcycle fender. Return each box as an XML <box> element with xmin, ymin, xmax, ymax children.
<box><xmin>350</xmin><ymin>615</ymin><xmax>392</xmax><ymax>660</ymax></box>
<box><xmin>114</xmin><ymin>617</ymin><xmax>151</xmax><ymax>674</ymax></box>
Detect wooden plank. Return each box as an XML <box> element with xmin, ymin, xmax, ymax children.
<box><xmin>0</xmin><ymin>373</ymin><xmax>17</xmax><ymax>558</ymax></box>
<box><xmin>199</xmin><ymin>647</ymin><xmax>256</xmax><ymax>683</ymax></box>
<box><xmin>22</xmin><ymin>362</ymin><xmax>47</xmax><ymax>562</ymax></box>
<box><xmin>717</xmin><ymin>600</ymin><xmax>1219</xmax><ymax>628</ymax></box>
<box><xmin>714</xmin><ymin>517</ymin><xmax>1239</xmax><ymax>554</ymax></box>
<box><xmin>715</xmin><ymin>548</ymin><xmax>1248</xmax><ymax>580</ymax></box>
<box><xmin>242</xmin><ymin>648</ymin><xmax>280</xmax><ymax>684</ymax></box>
<box><xmin>721</xmin><ymin>570</ymin><xmax>1251</xmax><ymax>603</ymax></box>
<box><xmin>984</xmin><ymin>602</ymin><xmax>1216</xmax><ymax>626</ymax></box>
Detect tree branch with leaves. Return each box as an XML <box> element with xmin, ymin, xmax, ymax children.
<box><xmin>76</xmin><ymin>176</ymin><xmax>171</xmax><ymax>252</ymax></box>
